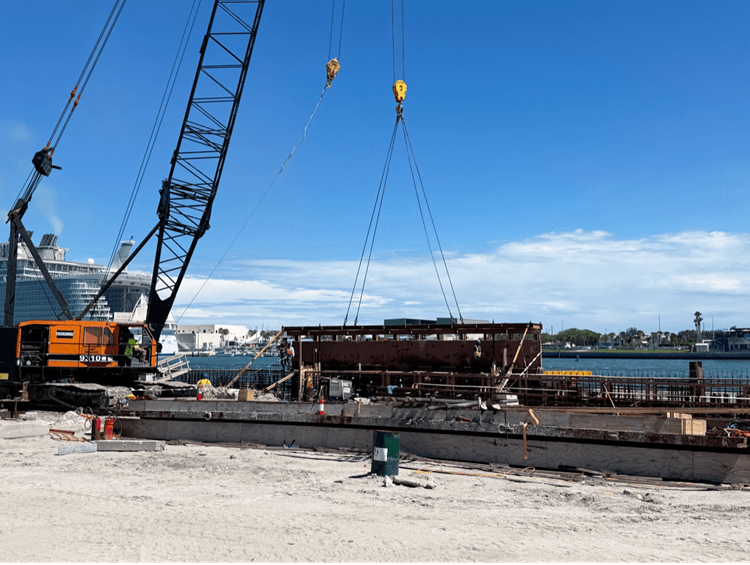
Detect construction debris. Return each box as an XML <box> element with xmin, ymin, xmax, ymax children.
<box><xmin>0</xmin><ymin>422</ymin><xmax>50</xmax><ymax>439</ymax></box>
<box><xmin>95</xmin><ymin>440</ymin><xmax>165</xmax><ymax>452</ymax></box>
<box><xmin>392</xmin><ymin>476</ymin><xmax>438</xmax><ymax>489</ymax></box>
<box><xmin>57</xmin><ymin>443</ymin><xmax>97</xmax><ymax>456</ymax></box>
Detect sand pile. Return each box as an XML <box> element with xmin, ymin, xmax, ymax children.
<box><xmin>51</xmin><ymin>410</ymin><xmax>90</xmax><ymax>436</ymax></box>
<box><xmin>253</xmin><ymin>390</ymin><xmax>281</xmax><ymax>402</ymax></box>
<box><xmin>200</xmin><ymin>384</ymin><xmax>238</xmax><ymax>400</ymax></box>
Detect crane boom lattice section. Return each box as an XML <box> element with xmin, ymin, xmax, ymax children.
<box><xmin>148</xmin><ymin>0</ymin><xmax>265</xmax><ymax>339</ymax></box>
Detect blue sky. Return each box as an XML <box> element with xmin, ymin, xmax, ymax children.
<box><xmin>2</xmin><ymin>1</ymin><xmax>750</xmax><ymax>333</ymax></box>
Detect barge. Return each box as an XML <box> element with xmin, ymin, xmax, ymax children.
<box><xmin>116</xmin><ymin>323</ymin><xmax>750</xmax><ymax>484</ymax></box>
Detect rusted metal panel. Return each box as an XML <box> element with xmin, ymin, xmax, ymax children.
<box><xmin>296</xmin><ymin>339</ymin><xmax>539</xmax><ymax>372</ymax></box>
<box><xmin>285</xmin><ymin>322</ymin><xmax>542</xmax><ymax>374</ymax></box>
<box><xmin>283</xmin><ymin>322</ymin><xmax>541</xmax><ymax>339</ymax></box>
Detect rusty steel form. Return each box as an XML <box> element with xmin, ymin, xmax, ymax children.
<box><xmin>283</xmin><ymin>323</ymin><xmax>750</xmax><ymax>408</ymax></box>
<box><xmin>283</xmin><ymin>322</ymin><xmax>543</xmax><ymax>400</ymax></box>
<box><xmin>369</xmin><ymin>372</ymin><xmax>750</xmax><ymax>409</ymax></box>
<box><xmin>512</xmin><ymin>373</ymin><xmax>750</xmax><ymax>408</ymax></box>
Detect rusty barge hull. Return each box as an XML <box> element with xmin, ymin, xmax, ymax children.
<box><xmin>119</xmin><ymin>399</ymin><xmax>750</xmax><ymax>484</ymax></box>
<box><xmin>284</xmin><ymin>322</ymin><xmax>542</xmax><ymax>401</ymax></box>
<box><xmin>279</xmin><ymin>323</ymin><xmax>750</xmax><ymax>409</ymax></box>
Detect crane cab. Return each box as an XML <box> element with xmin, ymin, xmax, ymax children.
<box><xmin>13</xmin><ymin>320</ymin><xmax>158</xmax><ymax>385</ymax></box>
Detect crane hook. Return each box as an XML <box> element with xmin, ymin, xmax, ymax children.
<box><xmin>326</xmin><ymin>58</ymin><xmax>341</xmax><ymax>87</ymax></box>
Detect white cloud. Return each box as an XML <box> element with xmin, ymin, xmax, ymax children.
<box><xmin>172</xmin><ymin>229</ymin><xmax>750</xmax><ymax>333</ymax></box>
<box><xmin>1</xmin><ymin>120</ymin><xmax>31</xmax><ymax>142</ymax></box>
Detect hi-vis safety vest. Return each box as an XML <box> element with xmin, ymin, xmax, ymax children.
<box><xmin>125</xmin><ymin>338</ymin><xmax>137</xmax><ymax>358</ymax></box>
<box><xmin>474</xmin><ymin>345</ymin><xmax>482</xmax><ymax>359</ymax></box>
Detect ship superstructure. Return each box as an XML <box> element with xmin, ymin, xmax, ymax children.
<box><xmin>0</xmin><ymin>233</ymin><xmax>150</xmax><ymax>325</ymax></box>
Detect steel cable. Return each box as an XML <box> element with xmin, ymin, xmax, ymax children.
<box><xmin>328</xmin><ymin>0</ymin><xmax>336</xmax><ymax>60</ymax></box>
<box><xmin>50</xmin><ymin>0</ymin><xmax>127</xmax><ymax>151</ymax></box>
<box><xmin>337</xmin><ymin>0</ymin><xmax>346</xmax><ymax>60</ymax></box>
<box><xmin>391</xmin><ymin>0</ymin><xmax>397</xmax><ymax>83</ymax></box>
<box><xmin>15</xmin><ymin>0</ymin><xmax>126</xmax><ymax>207</ymax></box>
<box><xmin>105</xmin><ymin>0</ymin><xmax>203</xmax><ymax>274</ymax></box>
<box><xmin>346</xmin><ymin>0</ymin><xmax>463</xmax><ymax>324</ymax></box>
<box><xmin>328</xmin><ymin>0</ymin><xmax>346</xmax><ymax>61</ymax></box>
<box><xmin>400</xmin><ymin>121</ymin><xmax>455</xmax><ymax>321</ymax></box>
<box><xmin>353</xmin><ymin>122</ymin><xmax>399</xmax><ymax>326</ymax></box>
<box><xmin>176</xmin><ymin>85</ymin><xmax>331</xmax><ymax>323</ymax></box>
<box><xmin>344</xmin><ymin>118</ymin><xmax>400</xmax><ymax>325</ymax></box>
<box><xmin>401</xmin><ymin>0</ymin><xmax>406</xmax><ymax>82</ymax></box>
<box><xmin>176</xmin><ymin>4</ymin><xmax>346</xmax><ymax>322</ymax></box>
<box><xmin>46</xmin><ymin>0</ymin><xmax>123</xmax><ymax>147</ymax></box>
<box><xmin>391</xmin><ymin>0</ymin><xmax>405</xmax><ymax>82</ymax></box>
<box><xmin>402</xmin><ymin>118</ymin><xmax>463</xmax><ymax>321</ymax></box>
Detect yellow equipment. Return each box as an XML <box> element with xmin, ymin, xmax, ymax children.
<box><xmin>393</xmin><ymin>80</ymin><xmax>407</xmax><ymax>103</ymax></box>
<box><xmin>326</xmin><ymin>58</ymin><xmax>341</xmax><ymax>86</ymax></box>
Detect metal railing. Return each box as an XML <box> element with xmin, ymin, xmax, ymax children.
<box><xmin>298</xmin><ymin>368</ymin><xmax>750</xmax><ymax>408</ymax></box>
<box><xmin>157</xmin><ymin>353</ymin><xmax>191</xmax><ymax>379</ymax></box>
<box><xmin>514</xmin><ymin>373</ymin><xmax>750</xmax><ymax>408</ymax></box>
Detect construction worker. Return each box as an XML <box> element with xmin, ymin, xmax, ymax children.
<box><xmin>196</xmin><ymin>375</ymin><xmax>212</xmax><ymax>399</ymax></box>
<box><xmin>474</xmin><ymin>339</ymin><xmax>483</xmax><ymax>361</ymax></box>
<box><xmin>304</xmin><ymin>373</ymin><xmax>314</xmax><ymax>401</ymax></box>
<box><xmin>122</xmin><ymin>329</ymin><xmax>145</xmax><ymax>367</ymax></box>
<box><xmin>279</xmin><ymin>338</ymin><xmax>295</xmax><ymax>373</ymax></box>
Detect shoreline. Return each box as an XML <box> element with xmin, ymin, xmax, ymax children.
<box><xmin>545</xmin><ymin>350</ymin><xmax>750</xmax><ymax>360</ymax></box>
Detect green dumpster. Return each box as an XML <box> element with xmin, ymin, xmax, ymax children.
<box><xmin>371</xmin><ymin>430</ymin><xmax>400</xmax><ymax>476</ymax></box>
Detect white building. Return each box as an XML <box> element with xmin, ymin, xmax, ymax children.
<box><xmin>176</xmin><ymin>324</ymin><xmax>249</xmax><ymax>351</ymax></box>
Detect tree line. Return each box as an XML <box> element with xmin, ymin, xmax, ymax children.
<box><xmin>541</xmin><ymin>327</ymin><xmax>705</xmax><ymax>348</ymax></box>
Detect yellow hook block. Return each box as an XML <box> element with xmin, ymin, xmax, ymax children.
<box><xmin>393</xmin><ymin>80</ymin><xmax>407</xmax><ymax>103</ymax></box>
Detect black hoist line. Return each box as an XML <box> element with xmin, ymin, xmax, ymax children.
<box><xmin>175</xmin><ymin>0</ymin><xmax>346</xmax><ymax>322</ymax></box>
<box><xmin>4</xmin><ymin>0</ymin><xmax>127</xmax><ymax>327</ymax></box>
<box><xmin>344</xmin><ymin>0</ymin><xmax>463</xmax><ymax>326</ymax></box>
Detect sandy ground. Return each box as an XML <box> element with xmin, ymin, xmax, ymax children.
<box><xmin>2</xmin><ymin>412</ymin><xmax>750</xmax><ymax>562</ymax></box>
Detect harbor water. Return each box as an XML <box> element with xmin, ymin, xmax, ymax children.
<box><xmin>543</xmin><ymin>356</ymin><xmax>750</xmax><ymax>378</ymax></box>
<box><xmin>182</xmin><ymin>353</ymin><xmax>750</xmax><ymax>380</ymax></box>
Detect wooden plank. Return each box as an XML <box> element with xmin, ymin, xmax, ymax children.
<box><xmin>226</xmin><ymin>330</ymin><xmax>283</xmax><ymax>388</ymax></box>
<box><xmin>264</xmin><ymin>372</ymin><xmax>295</xmax><ymax>392</ymax></box>
<box><xmin>664</xmin><ymin>412</ymin><xmax>693</xmax><ymax>419</ymax></box>
<box><xmin>683</xmin><ymin>419</ymin><xmax>707</xmax><ymax>435</ymax></box>
<box><xmin>569</xmin><ymin>414</ymin><xmax>696</xmax><ymax>435</ymax></box>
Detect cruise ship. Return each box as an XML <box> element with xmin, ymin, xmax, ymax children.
<box><xmin>0</xmin><ymin>233</ymin><xmax>177</xmax><ymax>354</ymax></box>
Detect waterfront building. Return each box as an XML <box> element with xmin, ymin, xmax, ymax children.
<box><xmin>713</xmin><ymin>328</ymin><xmax>750</xmax><ymax>352</ymax></box>
<box><xmin>176</xmin><ymin>324</ymin><xmax>250</xmax><ymax>352</ymax></box>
